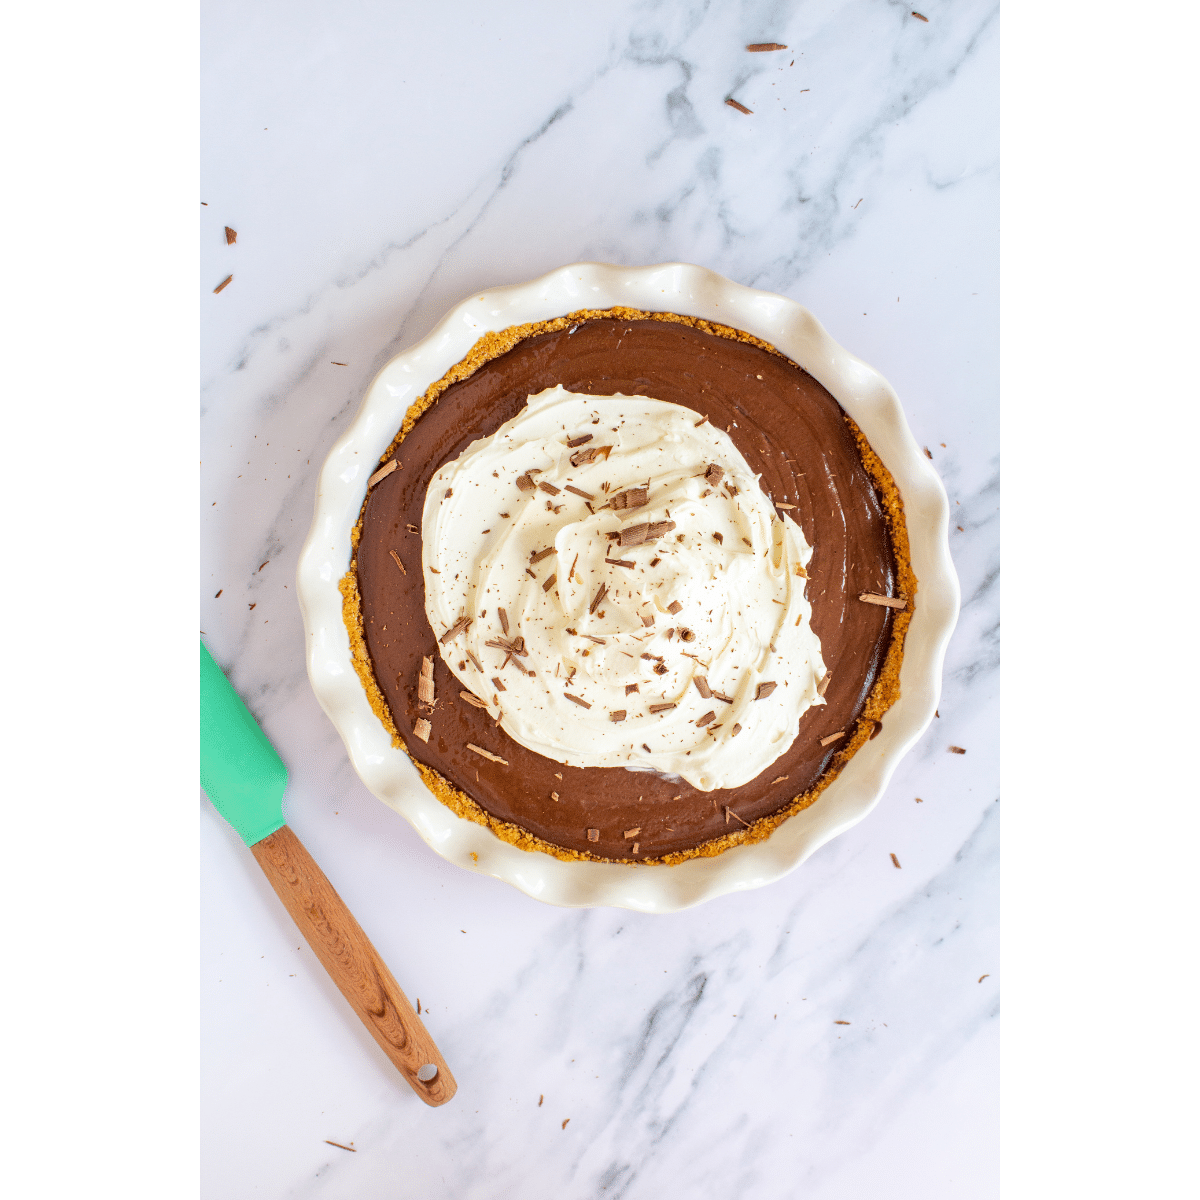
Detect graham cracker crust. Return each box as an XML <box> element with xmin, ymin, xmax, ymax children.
<box><xmin>340</xmin><ymin>307</ymin><xmax>915</xmax><ymax>866</ymax></box>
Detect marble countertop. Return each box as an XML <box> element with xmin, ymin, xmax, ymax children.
<box><xmin>200</xmin><ymin>1</ymin><xmax>998</xmax><ymax>1195</ymax></box>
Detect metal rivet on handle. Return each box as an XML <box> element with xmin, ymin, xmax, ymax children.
<box><xmin>416</xmin><ymin>1063</ymin><xmax>438</xmax><ymax>1083</ymax></box>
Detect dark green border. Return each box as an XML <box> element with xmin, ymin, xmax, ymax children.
<box><xmin>1008</xmin><ymin>4</ymin><xmax>1195</xmax><ymax>1195</ymax></box>
<box><xmin>4</xmin><ymin>4</ymin><xmax>196</xmax><ymax>1195</ymax></box>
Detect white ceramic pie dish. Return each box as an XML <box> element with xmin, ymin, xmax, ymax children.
<box><xmin>296</xmin><ymin>262</ymin><xmax>958</xmax><ymax>912</ymax></box>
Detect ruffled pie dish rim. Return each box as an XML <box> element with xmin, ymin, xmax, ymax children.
<box><xmin>297</xmin><ymin>262</ymin><xmax>959</xmax><ymax>912</ymax></box>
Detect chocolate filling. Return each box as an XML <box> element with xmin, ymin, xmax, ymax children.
<box><xmin>355</xmin><ymin>317</ymin><xmax>900</xmax><ymax>860</ymax></box>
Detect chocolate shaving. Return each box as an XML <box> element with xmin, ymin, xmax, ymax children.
<box><xmin>623</xmin><ymin>827</ymin><xmax>641</xmax><ymax>839</ymax></box>
<box><xmin>695</xmin><ymin>710</ymin><xmax>716</xmax><ymax>727</ymax></box>
<box><xmin>666</xmin><ymin>600</ymin><xmax>683</xmax><ymax>615</ymax></box>
<box><xmin>724</xmin><ymin>805</ymin><xmax>750</xmax><ymax>827</ymax></box>
<box><xmin>413</xmin><ymin>718</ymin><xmax>431</xmax><ymax>743</ymax></box>
<box><xmin>859</xmin><ymin>592</ymin><xmax>907</xmax><ymax>609</ymax></box>
<box><xmin>467</xmin><ymin>743</ymin><xmax>508</xmax><ymax>765</ymax></box>
<box><xmin>543</xmin><ymin>574</ymin><xmax>557</xmax><ymax>592</ymax></box>
<box><xmin>725</xmin><ymin>98</ymin><xmax>753</xmax><ymax>114</ymax></box>
<box><xmin>367</xmin><ymin>459</ymin><xmax>399</xmax><ymax>489</ymax></box>
<box><xmin>632</xmin><ymin>843</ymin><xmax>639</xmax><ymax>855</ymax></box>
<box><xmin>891</xmin><ymin>853</ymin><xmax>902</xmax><ymax>868</ymax></box>
<box><xmin>771</xmin><ymin>776</ymin><xmax>789</xmax><ymax>785</ymax></box>
<box><xmin>711</xmin><ymin>689</ymin><xmax>734</xmax><ymax>704</ymax></box>
<box><xmin>440</xmin><ymin>615</ymin><xmax>471</xmax><ymax>644</ymax></box>
<box><xmin>747</xmin><ymin>42</ymin><xmax>787</xmax><ymax>50</ymax></box>
<box><xmin>695</xmin><ymin>414</ymin><xmax>708</xmax><ymax>426</ymax></box>
<box><xmin>466</xmin><ymin>650</ymin><xmax>483</xmax><ymax>672</ymax></box>
<box><xmin>610</xmin><ymin>486</ymin><xmax>648</xmax><ymax>511</ymax></box>
<box><xmin>949</xmin><ymin>745</ymin><xmax>967</xmax><ymax>754</ymax></box>
<box><xmin>224</xmin><ymin>226</ymin><xmax>237</xmax><ymax>243</ymax></box>
<box><xmin>213</xmin><ymin>274</ymin><xmax>233</xmax><ymax>294</ymax></box>
<box><xmin>418</xmin><ymin>657</ymin><xmax>435</xmax><ymax>706</ymax></box>
<box><xmin>911</xmin><ymin>11</ymin><xmax>929</xmax><ymax>21</ymax></box>
<box><xmin>589</xmin><ymin>582</ymin><xmax>607</xmax><ymax>613</ymax></box>
<box><xmin>564</xmin><ymin>485</ymin><xmax>594</xmax><ymax>500</ymax></box>
<box><xmin>647</xmin><ymin>520</ymin><xmax>676</xmax><ymax>539</ymax></box>
<box><xmin>755</xmin><ymin>681</ymin><xmax>777</xmax><ymax>700</ymax></box>
<box><xmin>581</xmin><ymin>634</ymin><xmax>606</xmax><ymax>645</ymax></box>
<box><xmin>530</xmin><ymin>546</ymin><xmax>556</xmax><ymax>564</ymax></box>
<box><xmin>712</xmin><ymin>532</ymin><xmax>724</xmax><ymax>544</ymax></box>
<box><xmin>642</xmin><ymin>743</ymin><xmax>652</xmax><ymax>753</ymax></box>
<box><xmin>625</xmin><ymin>683</ymin><xmax>639</xmax><ymax>694</ymax></box>
<box><xmin>693</xmin><ymin>676</ymin><xmax>712</xmax><ymax>698</ymax></box>
<box><xmin>704</xmin><ymin>463</ymin><xmax>724</xmax><ymax>485</ymax></box>
<box><xmin>406</xmin><ymin>523</ymin><xmax>419</xmax><ymax>534</ymax></box>
<box><xmin>537</xmin><ymin>481</ymin><xmax>561</xmax><ymax>496</ymax></box>
<box><xmin>460</xmin><ymin>691</ymin><xmax>489</xmax><ymax>709</ymax></box>
<box><xmin>795</xmin><ymin>564</ymin><xmax>808</xmax><ymax>577</ymax></box>
<box><xmin>732</xmin><ymin>723</ymin><xmax>742</xmax><ymax>736</ymax></box>
<box><xmin>817</xmin><ymin>670</ymin><xmax>832</xmax><ymax>697</ymax></box>
<box><xmin>606</xmin><ymin>557</ymin><xmax>635</xmax><ymax>568</ymax></box>
<box><xmin>619</xmin><ymin>524</ymin><xmax>648</xmax><ymax>547</ymax></box>
<box><xmin>388</xmin><ymin>548</ymin><xmax>407</xmax><ymax>575</ymax></box>
<box><xmin>640</xmin><ymin>612</ymin><xmax>655</xmax><ymax>627</ymax></box>
<box><xmin>820</xmin><ymin>731</ymin><xmax>845</xmax><ymax>747</ymax></box>
<box><xmin>648</xmin><ymin>702</ymin><xmax>676</xmax><ymax>714</ymax></box>
<box><xmin>516</xmin><ymin>473</ymin><xmax>536</xmax><ymax>491</ymax></box>
<box><xmin>776</xmin><ymin>502</ymin><xmax>796</xmax><ymax>510</ymax></box>
<box><xmin>570</xmin><ymin>445</ymin><xmax>611</xmax><ymax>467</ymax></box>
<box><xmin>498</xmin><ymin>607</ymin><xmax>509</xmax><ymax>634</ymax></box>
<box><xmin>653</xmin><ymin>662</ymin><xmax>668</xmax><ymax>675</ymax></box>
<box><xmin>526</xmin><ymin>568</ymin><xmax>536</xmax><ymax>579</ymax></box>
<box><xmin>566</xmin><ymin>433</ymin><xmax>593</xmax><ymax>448</ymax></box>
<box><xmin>923</xmin><ymin>446</ymin><xmax>933</xmax><ymax>459</ymax></box>
<box><xmin>492</xmin><ymin>677</ymin><xmax>506</xmax><ymax>691</ymax></box>
<box><xmin>563</xmin><ymin>692</ymin><xmax>591</xmax><ymax>709</ymax></box>
<box><xmin>610</xmin><ymin>710</ymin><xmax>627</xmax><ymax>722</ymax></box>
<box><xmin>587</xmin><ymin>829</ymin><xmax>599</xmax><ymax>842</ymax></box>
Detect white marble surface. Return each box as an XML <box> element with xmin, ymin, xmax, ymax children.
<box><xmin>200</xmin><ymin>2</ymin><xmax>998</xmax><ymax>1195</ymax></box>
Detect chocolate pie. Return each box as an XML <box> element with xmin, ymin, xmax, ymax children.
<box><xmin>342</xmin><ymin>309</ymin><xmax>913</xmax><ymax>863</ymax></box>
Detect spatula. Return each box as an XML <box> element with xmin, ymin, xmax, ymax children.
<box><xmin>200</xmin><ymin>641</ymin><xmax>456</xmax><ymax>1106</ymax></box>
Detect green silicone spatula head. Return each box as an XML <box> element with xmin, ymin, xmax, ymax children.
<box><xmin>198</xmin><ymin>638</ymin><xmax>458</xmax><ymax>1105</ymax></box>
<box><xmin>199</xmin><ymin>641</ymin><xmax>288</xmax><ymax>847</ymax></box>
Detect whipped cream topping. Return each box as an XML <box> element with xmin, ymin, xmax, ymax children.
<box><xmin>422</xmin><ymin>386</ymin><xmax>826</xmax><ymax>792</ymax></box>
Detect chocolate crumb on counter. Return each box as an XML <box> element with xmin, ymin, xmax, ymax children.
<box><xmin>834</xmin><ymin>1020</ymin><xmax>850</xmax><ymax>1026</ymax></box>
<box><xmin>912</xmin><ymin>11</ymin><xmax>929</xmax><ymax>21</ymax></box>
<box><xmin>224</xmin><ymin>226</ymin><xmax>237</xmax><ymax>244</ymax></box>
<box><xmin>725</xmin><ymin>98</ymin><xmax>753</xmax><ymax>114</ymax></box>
<box><xmin>746</xmin><ymin>41</ymin><xmax>787</xmax><ymax>51</ymax></box>
<box><xmin>891</xmin><ymin>853</ymin><xmax>902</xmax><ymax>868</ymax></box>
<box><xmin>367</xmin><ymin>459</ymin><xmax>399</xmax><ymax>489</ymax></box>
<box><xmin>213</xmin><ymin>274</ymin><xmax>233</xmax><ymax>294</ymax></box>
<box><xmin>949</xmin><ymin>745</ymin><xmax>967</xmax><ymax>754</ymax></box>
<box><xmin>923</xmin><ymin>446</ymin><xmax>933</xmax><ymax>459</ymax></box>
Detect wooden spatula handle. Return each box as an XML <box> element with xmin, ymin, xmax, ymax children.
<box><xmin>250</xmin><ymin>826</ymin><xmax>457</xmax><ymax>1106</ymax></box>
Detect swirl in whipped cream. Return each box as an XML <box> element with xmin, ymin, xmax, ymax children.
<box><xmin>422</xmin><ymin>386</ymin><xmax>826</xmax><ymax>791</ymax></box>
